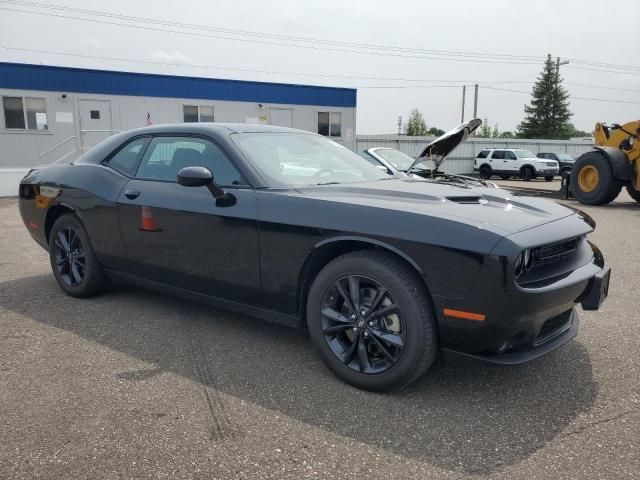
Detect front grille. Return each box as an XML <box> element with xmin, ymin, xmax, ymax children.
<box><xmin>535</xmin><ymin>310</ymin><xmax>573</xmax><ymax>345</ymax></box>
<box><xmin>536</xmin><ymin>238</ymin><xmax>578</xmax><ymax>261</ymax></box>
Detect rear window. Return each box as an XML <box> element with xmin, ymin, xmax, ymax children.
<box><xmin>477</xmin><ymin>150</ymin><xmax>490</xmax><ymax>159</ymax></box>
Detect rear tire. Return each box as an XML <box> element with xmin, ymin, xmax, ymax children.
<box><xmin>627</xmin><ymin>184</ymin><xmax>640</xmax><ymax>203</ymax></box>
<box><xmin>479</xmin><ymin>165</ymin><xmax>492</xmax><ymax>180</ymax></box>
<box><xmin>306</xmin><ymin>250</ymin><xmax>437</xmax><ymax>391</ymax></box>
<box><xmin>521</xmin><ymin>167</ymin><xmax>534</xmax><ymax>181</ymax></box>
<box><xmin>49</xmin><ymin>213</ymin><xmax>110</xmax><ymax>298</ymax></box>
<box><xmin>570</xmin><ymin>151</ymin><xmax>622</xmax><ymax>205</ymax></box>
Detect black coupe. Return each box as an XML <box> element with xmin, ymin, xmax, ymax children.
<box><xmin>19</xmin><ymin>122</ymin><xmax>610</xmax><ymax>391</ymax></box>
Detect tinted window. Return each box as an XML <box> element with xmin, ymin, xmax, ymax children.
<box><xmin>491</xmin><ymin>150</ymin><xmax>505</xmax><ymax>159</ymax></box>
<box><xmin>3</xmin><ymin>97</ymin><xmax>25</xmax><ymax>129</ymax></box>
<box><xmin>136</xmin><ymin>136</ymin><xmax>246</xmax><ymax>186</ymax></box>
<box><xmin>183</xmin><ymin>105</ymin><xmax>198</xmax><ymax>123</ymax></box>
<box><xmin>106</xmin><ymin>138</ymin><xmax>147</xmax><ymax>175</ymax></box>
<box><xmin>477</xmin><ymin>150</ymin><xmax>490</xmax><ymax>159</ymax></box>
<box><xmin>505</xmin><ymin>151</ymin><xmax>517</xmax><ymax>160</ymax></box>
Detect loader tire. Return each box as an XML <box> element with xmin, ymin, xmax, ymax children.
<box><xmin>627</xmin><ymin>184</ymin><xmax>640</xmax><ymax>204</ymax></box>
<box><xmin>570</xmin><ymin>152</ymin><xmax>622</xmax><ymax>205</ymax></box>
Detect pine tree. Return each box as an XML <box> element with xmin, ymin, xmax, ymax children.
<box><xmin>405</xmin><ymin>108</ymin><xmax>429</xmax><ymax>136</ymax></box>
<box><xmin>476</xmin><ymin>117</ymin><xmax>492</xmax><ymax>138</ymax></box>
<box><xmin>517</xmin><ymin>54</ymin><xmax>572</xmax><ymax>139</ymax></box>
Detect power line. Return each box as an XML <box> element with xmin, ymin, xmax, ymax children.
<box><xmin>3</xmin><ymin>0</ymin><xmax>638</xmax><ymax>74</ymax></box>
<box><xmin>482</xmin><ymin>86</ymin><xmax>640</xmax><ymax>105</ymax></box>
<box><xmin>2</xmin><ymin>45</ymin><xmax>637</xmax><ymax>97</ymax></box>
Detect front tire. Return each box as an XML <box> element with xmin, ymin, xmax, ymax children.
<box><xmin>570</xmin><ymin>151</ymin><xmax>622</xmax><ymax>205</ymax></box>
<box><xmin>307</xmin><ymin>250</ymin><xmax>437</xmax><ymax>391</ymax></box>
<box><xmin>49</xmin><ymin>213</ymin><xmax>110</xmax><ymax>298</ymax></box>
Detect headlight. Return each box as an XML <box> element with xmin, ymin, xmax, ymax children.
<box><xmin>514</xmin><ymin>248</ymin><xmax>534</xmax><ymax>277</ymax></box>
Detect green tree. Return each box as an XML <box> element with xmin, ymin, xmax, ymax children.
<box><xmin>427</xmin><ymin>126</ymin><xmax>445</xmax><ymax>137</ymax></box>
<box><xmin>499</xmin><ymin>131</ymin><xmax>515</xmax><ymax>138</ymax></box>
<box><xmin>517</xmin><ymin>54</ymin><xmax>572</xmax><ymax>139</ymax></box>
<box><xmin>404</xmin><ymin>108</ymin><xmax>429</xmax><ymax>136</ymax></box>
<box><xmin>476</xmin><ymin>117</ymin><xmax>493</xmax><ymax>138</ymax></box>
<box><xmin>491</xmin><ymin>124</ymin><xmax>500</xmax><ymax>138</ymax></box>
<box><xmin>567</xmin><ymin>124</ymin><xmax>592</xmax><ymax>138</ymax></box>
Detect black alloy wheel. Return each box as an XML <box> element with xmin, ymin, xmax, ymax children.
<box><xmin>320</xmin><ymin>275</ymin><xmax>405</xmax><ymax>374</ymax></box>
<box><xmin>52</xmin><ymin>226</ymin><xmax>86</xmax><ymax>287</ymax></box>
<box><xmin>49</xmin><ymin>213</ymin><xmax>110</xmax><ymax>297</ymax></box>
<box><xmin>307</xmin><ymin>250</ymin><xmax>437</xmax><ymax>391</ymax></box>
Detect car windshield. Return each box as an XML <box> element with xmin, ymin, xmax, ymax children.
<box><xmin>372</xmin><ymin>148</ymin><xmax>415</xmax><ymax>170</ymax></box>
<box><xmin>514</xmin><ymin>150</ymin><xmax>537</xmax><ymax>159</ymax></box>
<box><xmin>232</xmin><ymin>133</ymin><xmax>390</xmax><ymax>187</ymax></box>
<box><xmin>557</xmin><ymin>153</ymin><xmax>574</xmax><ymax>160</ymax></box>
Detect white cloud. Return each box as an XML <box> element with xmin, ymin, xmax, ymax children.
<box><xmin>150</xmin><ymin>50</ymin><xmax>196</xmax><ymax>65</ymax></box>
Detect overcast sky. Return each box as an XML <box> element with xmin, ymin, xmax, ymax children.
<box><xmin>1</xmin><ymin>0</ymin><xmax>638</xmax><ymax>134</ymax></box>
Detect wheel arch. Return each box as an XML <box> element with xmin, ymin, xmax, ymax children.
<box><xmin>44</xmin><ymin>203</ymin><xmax>77</xmax><ymax>245</ymax></box>
<box><xmin>296</xmin><ymin>236</ymin><xmax>428</xmax><ymax>326</ymax></box>
<box><xmin>519</xmin><ymin>164</ymin><xmax>536</xmax><ymax>175</ymax></box>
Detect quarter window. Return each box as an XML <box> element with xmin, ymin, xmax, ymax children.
<box><xmin>318</xmin><ymin>111</ymin><xmax>342</xmax><ymax>137</ymax></box>
<box><xmin>3</xmin><ymin>96</ymin><xmax>48</xmax><ymax>130</ymax></box>
<box><xmin>136</xmin><ymin>136</ymin><xmax>245</xmax><ymax>186</ymax></box>
<box><xmin>477</xmin><ymin>150</ymin><xmax>490</xmax><ymax>159</ymax></box>
<box><xmin>183</xmin><ymin>105</ymin><xmax>215</xmax><ymax>123</ymax></box>
<box><xmin>105</xmin><ymin>138</ymin><xmax>147</xmax><ymax>176</ymax></box>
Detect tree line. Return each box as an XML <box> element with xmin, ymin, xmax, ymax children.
<box><xmin>402</xmin><ymin>54</ymin><xmax>591</xmax><ymax>140</ymax></box>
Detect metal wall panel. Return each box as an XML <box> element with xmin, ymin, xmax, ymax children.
<box><xmin>356</xmin><ymin>135</ymin><xmax>595</xmax><ymax>174</ymax></box>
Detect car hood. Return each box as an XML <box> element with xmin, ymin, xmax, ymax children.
<box><xmin>297</xmin><ymin>178</ymin><xmax>575</xmax><ymax>237</ymax></box>
<box><xmin>408</xmin><ymin>118</ymin><xmax>482</xmax><ymax>172</ymax></box>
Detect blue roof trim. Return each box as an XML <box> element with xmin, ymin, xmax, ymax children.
<box><xmin>0</xmin><ymin>62</ymin><xmax>356</xmax><ymax>108</ymax></box>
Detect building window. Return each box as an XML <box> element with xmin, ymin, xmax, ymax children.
<box><xmin>2</xmin><ymin>96</ymin><xmax>48</xmax><ymax>130</ymax></box>
<box><xmin>183</xmin><ymin>105</ymin><xmax>214</xmax><ymax>123</ymax></box>
<box><xmin>318</xmin><ymin>111</ymin><xmax>341</xmax><ymax>137</ymax></box>
<box><xmin>90</xmin><ymin>110</ymin><xmax>100</xmax><ymax>120</ymax></box>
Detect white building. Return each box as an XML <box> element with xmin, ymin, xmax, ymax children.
<box><xmin>0</xmin><ymin>62</ymin><xmax>357</xmax><ymax>196</ymax></box>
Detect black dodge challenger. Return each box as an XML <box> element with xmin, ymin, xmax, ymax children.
<box><xmin>19</xmin><ymin>121</ymin><xmax>610</xmax><ymax>391</ymax></box>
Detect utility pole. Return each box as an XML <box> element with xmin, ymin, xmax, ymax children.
<box><xmin>473</xmin><ymin>84</ymin><xmax>478</xmax><ymax>119</ymax></box>
<box><xmin>460</xmin><ymin>85</ymin><xmax>466</xmax><ymax>123</ymax></box>
<box><xmin>397</xmin><ymin>116</ymin><xmax>403</xmax><ymax>135</ymax></box>
<box><xmin>556</xmin><ymin>57</ymin><xmax>569</xmax><ymax>77</ymax></box>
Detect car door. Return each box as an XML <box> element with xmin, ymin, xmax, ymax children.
<box><xmin>490</xmin><ymin>150</ymin><xmax>506</xmax><ymax>173</ymax></box>
<box><xmin>503</xmin><ymin>150</ymin><xmax>519</xmax><ymax>173</ymax></box>
<box><xmin>115</xmin><ymin>135</ymin><xmax>260</xmax><ymax>305</ymax></box>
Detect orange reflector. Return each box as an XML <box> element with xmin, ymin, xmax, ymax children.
<box><xmin>443</xmin><ymin>308</ymin><xmax>486</xmax><ymax>321</ymax></box>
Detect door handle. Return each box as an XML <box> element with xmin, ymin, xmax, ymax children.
<box><xmin>124</xmin><ymin>190</ymin><xmax>140</xmax><ymax>200</ymax></box>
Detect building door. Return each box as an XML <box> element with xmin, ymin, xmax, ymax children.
<box><xmin>269</xmin><ymin>108</ymin><xmax>293</xmax><ymax>128</ymax></box>
<box><xmin>78</xmin><ymin>99</ymin><xmax>113</xmax><ymax>153</ymax></box>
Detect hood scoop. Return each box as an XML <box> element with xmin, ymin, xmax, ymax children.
<box><xmin>446</xmin><ymin>195</ymin><xmax>484</xmax><ymax>204</ymax></box>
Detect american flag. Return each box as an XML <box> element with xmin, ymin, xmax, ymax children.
<box><xmin>146</xmin><ymin>112</ymin><xmax>152</xmax><ymax>126</ymax></box>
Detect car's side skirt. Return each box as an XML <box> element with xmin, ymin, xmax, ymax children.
<box><xmin>104</xmin><ymin>269</ymin><xmax>302</xmax><ymax>329</ymax></box>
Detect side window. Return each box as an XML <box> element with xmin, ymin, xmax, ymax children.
<box><xmin>136</xmin><ymin>136</ymin><xmax>246</xmax><ymax>186</ymax></box>
<box><xmin>505</xmin><ymin>151</ymin><xmax>517</xmax><ymax>160</ymax></box>
<box><xmin>477</xmin><ymin>150</ymin><xmax>489</xmax><ymax>159</ymax></box>
<box><xmin>105</xmin><ymin>138</ymin><xmax>147</xmax><ymax>175</ymax></box>
<box><xmin>491</xmin><ymin>150</ymin><xmax>505</xmax><ymax>160</ymax></box>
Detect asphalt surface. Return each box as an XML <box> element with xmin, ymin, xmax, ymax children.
<box><xmin>1</xmin><ymin>182</ymin><xmax>639</xmax><ymax>479</ymax></box>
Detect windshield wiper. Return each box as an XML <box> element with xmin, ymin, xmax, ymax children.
<box><xmin>313</xmin><ymin>181</ymin><xmax>341</xmax><ymax>186</ymax></box>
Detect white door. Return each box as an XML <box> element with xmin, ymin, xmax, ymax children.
<box><xmin>78</xmin><ymin>99</ymin><xmax>113</xmax><ymax>152</ymax></box>
<box><xmin>269</xmin><ymin>108</ymin><xmax>293</xmax><ymax>128</ymax></box>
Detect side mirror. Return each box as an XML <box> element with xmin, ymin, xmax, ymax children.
<box><xmin>177</xmin><ymin>166</ymin><xmax>228</xmax><ymax>201</ymax></box>
<box><xmin>177</xmin><ymin>166</ymin><xmax>213</xmax><ymax>187</ymax></box>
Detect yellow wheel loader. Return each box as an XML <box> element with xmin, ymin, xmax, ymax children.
<box><xmin>570</xmin><ymin>120</ymin><xmax>640</xmax><ymax>205</ymax></box>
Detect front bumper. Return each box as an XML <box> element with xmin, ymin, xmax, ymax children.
<box><xmin>442</xmin><ymin>309</ymin><xmax>579</xmax><ymax>365</ymax></box>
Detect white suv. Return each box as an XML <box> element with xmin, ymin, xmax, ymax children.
<box><xmin>474</xmin><ymin>149</ymin><xmax>559</xmax><ymax>181</ymax></box>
